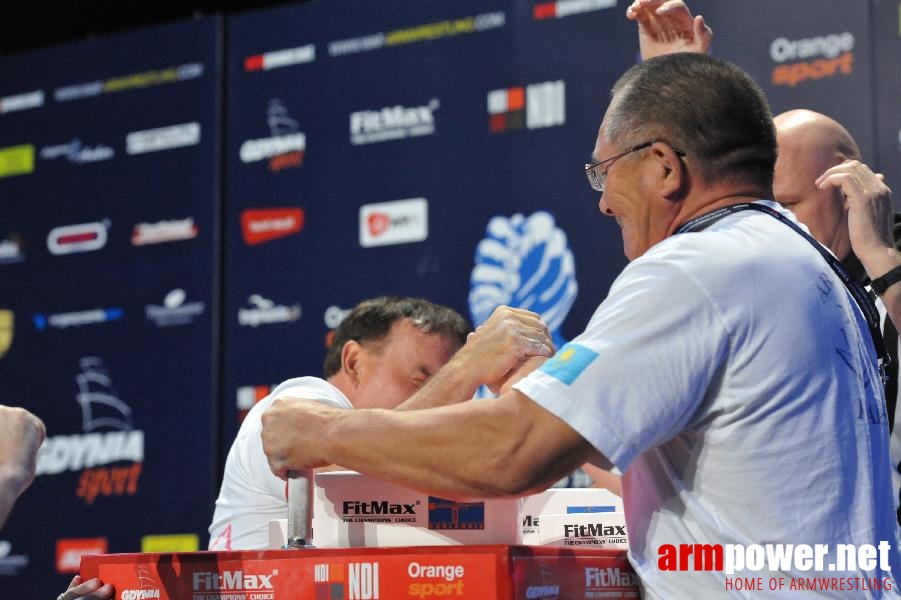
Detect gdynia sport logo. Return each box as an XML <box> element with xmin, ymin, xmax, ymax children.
<box><xmin>658</xmin><ymin>541</ymin><xmax>894</xmax><ymax>593</ymax></box>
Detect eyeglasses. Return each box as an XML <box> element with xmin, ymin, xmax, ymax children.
<box><xmin>584</xmin><ymin>141</ymin><xmax>686</xmax><ymax>192</ymax></box>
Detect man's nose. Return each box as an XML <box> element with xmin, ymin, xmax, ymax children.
<box><xmin>599</xmin><ymin>194</ymin><xmax>613</xmax><ymax>216</ymax></box>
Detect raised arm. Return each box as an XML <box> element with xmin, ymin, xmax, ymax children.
<box><xmin>817</xmin><ymin>160</ymin><xmax>901</xmax><ymax>325</ymax></box>
<box><xmin>626</xmin><ymin>0</ymin><xmax>712</xmax><ymax>60</ymax></box>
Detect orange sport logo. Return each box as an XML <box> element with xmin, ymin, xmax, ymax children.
<box><xmin>770</xmin><ymin>32</ymin><xmax>855</xmax><ymax>87</ymax></box>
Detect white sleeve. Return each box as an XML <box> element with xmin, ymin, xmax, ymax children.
<box><xmin>515</xmin><ymin>253</ymin><xmax>730</xmax><ymax>472</ymax></box>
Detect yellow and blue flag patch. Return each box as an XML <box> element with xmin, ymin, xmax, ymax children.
<box><xmin>539</xmin><ymin>343</ymin><xmax>598</xmax><ymax>385</ymax></box>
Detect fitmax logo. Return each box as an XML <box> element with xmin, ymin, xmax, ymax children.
<box><xmin>564</xmin><ymin>523</ymin><xmax>626</xmax><ymax>538</ymax></box>
<box><xmin>192</xmin><ymin>570</ymin><xmax>277</xmax><ymax>591</ymax></box>
<box><xmin>342</xmin><ymin>500</ymin><xmax>415</xmax><ymax>515</ymax></box>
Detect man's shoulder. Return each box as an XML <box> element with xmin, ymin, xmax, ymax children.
<box><xmin>234</xmin><ymin>376</ymin><xmax>351</xmax><ymax>441</ymax></box>
<box><xmin>267</xmin><ymin>376</ymin><xmax>351</xmax><ymax>407</ymax></box>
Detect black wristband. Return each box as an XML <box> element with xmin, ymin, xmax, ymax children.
<box><xmin>871</xmin><ymin>264</ymin><xmax>901</xmax><ymax>295</ymax></box>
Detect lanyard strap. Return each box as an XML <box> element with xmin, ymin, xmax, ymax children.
<box><xmin>677</xmin><ymin>202</ymin><xmax>889</xmax><ymax>381</ymax></box>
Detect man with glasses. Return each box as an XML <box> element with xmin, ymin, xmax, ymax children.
<box><xmin>261</xmin><ymin>53</ymin><xmax>900</xmax><ymax>597</ymax></box>
<box><xmin>628</xmin><ymin>0</ymin><xmax>901</xmax><ymax>530</ymax></box>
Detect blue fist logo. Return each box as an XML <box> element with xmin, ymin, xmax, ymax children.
<box><xmin>469</xmin><ymin>211</ymin><xmax>577</xmax><ymax>350</ymax></box>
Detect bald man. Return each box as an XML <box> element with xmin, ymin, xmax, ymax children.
<box><xmin>773</xmin><ymin>109</ymin><xmax>898</xmax><ymax>279</ymax></box>
<box><xmin>630</xmin><ymin>0</ymin><xmax>901</xmax><ymax>527</ymax></box>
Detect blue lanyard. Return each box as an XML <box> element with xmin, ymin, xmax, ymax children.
<box><xmin>677</xmin><ymin>202</ymin><xmax>889</xmax><ymax>382</ymax></box>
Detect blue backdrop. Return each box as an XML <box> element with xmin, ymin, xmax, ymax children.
<box><xmin>0</xmin><ymin>16</ymin><xmax>221</xmax><ymax>596</ymax></box>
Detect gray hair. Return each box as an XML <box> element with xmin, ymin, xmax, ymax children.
<box><xmin>604</xmin><ymin>53</ymin><xmax>777</xmax><ymax>187</ymax></box>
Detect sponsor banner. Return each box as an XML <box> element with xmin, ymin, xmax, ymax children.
<box><xmin>314</xmin><ymin>472</ymin><xmax>519</xmax><ymax>548</ymax></box>
<box><xmin>0</xmin><ymin>235</ymin><xmax>25</xmax><ymax>264</ymax></box>
<box><xmin>236</xmin><ymin>384</ymin><xmax>275</xmax><ymax>424</ymax></box>
<box><xmin>428</xmin><ymin>497</ymin><xmax>486</xmax><ymax>530</ymax></box>
<box><xmin>323</xmin><ymin>305</ymin><xmax>352</xmax><ymax>347</ymax></box>
<box><xmin>141</xmin><ymin>534</ymin><xmax>199</xmax><ymax>553</ymax></box>
<box><xmin>0</xmin><ymin>310</ymin><xmax>12</xmax><ymax>359</ymax></box>
<box><xmin>0</xmin><ymin>540</ymin><xmax>29</xmax><ymax>577</ymax></box>
<box><xmin>513</xmin><ymin>555</ymin><xmax>639</xmax><ymax>599</ymax></box>
<box><xmin>245</xmin><ymin>44</ymin><xmax>316</xmax><ymax>71</ymax></box>
<box><xmin>33</xmin><ymin>308</ymin><xmax>123</xmax><ymax>331</ymax></box>
<box><xmin>0</xmin><ymin>90</ymin><xmax>44</xmax><ymax>114</ymax></box>
<box><xmin>239</xmin><ymin>99</ymin><xmax>306</xmax><ymax>172</ymax></box>
<box><xmin>488</xmin><ymin>81</ymin><xmax>565</xmax><ymax>133</ymax></box>
<box><xmin>538</xmin><ymin>512</ymin><xmax>629</xmax><ymax>549</ymax></box>
<box><xmin>519</xmin><ymin>488</ymin><xmax>622</xmax><ymax>545</ymax></box>
<box><xmin>81</xmin><ymin>547</ymin><xmax>637</xmax><ymax>599</ymax></box>
<box><xmin>132</xmin><ymin>218</ymin><xmax>199</xmax><ymax>246</ymax></box>
<box><xmin>54</xmin><ymin>62</ymin><xmax>204</xmax><ymax>102</ymax></box>
<box><xmin>0</xmin><ymin>144</ymin><xmax>35</xmax><ymax>178</ymax></box>
<box><xmin>350</xmin><ymin>99</ymin><xmax>439</xmax><ymax>146</ymax></box>
<box><xmin>359</xmin><ymin>198</ymin><xmax>428</xmax><ymax>247</ymax></box>
<box><xmin>237</xmin><ymin>295</ymin><xmax>301</xmax><ymax>327</ymax></box>
<box><xmin>145</xmin><ymin>289</ymin><xmax>205</xmax><ymax>327</ymax></box>
<box><xmin>236</xmin><ymin>385</ymin><xmax>273</xmax><ymax>410</ymax></box>
<box><xmin>324</xmin><ymin>305</ymin><xmax>351</xmax><ymax>330</ymax></box>
<box><xmin>39</xmin><ymin>139</ymin><xmax>115</xmax><ymax>164</ymax></box>
<box><xmin>241</xmin><ymin>207</ymin><xmax>305</xmax><ymax>245</ymax></box>
<box><xmin>36</xmin><ymin>358</ymin><xmax>145</xmax><ymax>506</ymax></box>
<box><xmin>126</xmin><ymin>122</ymin><xmax>201</xmax><ymax>155</ymax></box>
<box><xmin>533</xmin><ymin>0</ymin><xmax>617</xmax><ymax>20</ymax></box>
<box><xmin>56</xmin><ymin>538</ymin><xmax>108</xmax><ymax>574</ymax></box>
<box><xmin>47</xmin><ymin>220</ymin><xmax>109</xmax><ymax>255</ymax></box>
<box><xmin>328</xmin><ymin>11</ymin><xmax>506</xmax><ymax>57</ymax></box>
<box><xmin>769</xmin><ymin>32</ymin><xmax>855</xmax><ymax>87</ymax></box>
<box><xmin>86</xmin><ymin>551</ymin><xmax>496</xmax><ymax>599</ymax></box>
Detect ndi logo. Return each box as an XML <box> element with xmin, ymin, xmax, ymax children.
<box><xmin>487</xmin><ymin>81</ymin><xmax>565</xmax><ymax>132</ymax></box>
<box><xmin>349</xmin><ymin>562</ymin><xmax>379</xmax><ymax>600</ymax></box>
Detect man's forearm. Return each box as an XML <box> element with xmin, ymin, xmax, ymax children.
<box><xmin>325</xmin><ymin>393</ymin><xmax>590</xmax><ymax>498</ymax></box>
<box><xmin>266</xmin><ymin>391</ymin><xmax>593</xmax><ymax>500</ymax></box>
<box><xmin>395</xmin><ymin>356</ymin><xmax>479</xmax><ymax>411</ymax></box>
<box><xmin>0</xmin><ymin>467</ymin><xmax>29</xmax><ymax>530</ymax></box>
<box><xmin>859</xmin><ymin>247</ymin><xmax>901</xmax><ymax>331</ymax></box>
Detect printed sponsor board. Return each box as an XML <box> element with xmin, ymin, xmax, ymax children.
<box><xmin>80</xmin><ymin>547</ymin><xmax>637</xmax><ymax>599</ymax></box>
<box><xmin>56</xmin><ymin>538</ymin><xmax>108</xmax><ymax>574</ymax></box>
<box><xmin>359</xmin><ymin>198</ymin><xmax>428</xmax><ymax>247</ymax></box>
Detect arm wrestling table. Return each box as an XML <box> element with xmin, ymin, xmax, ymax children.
<box><xmin>80</xmin><ymin>545</ymin><xmax>639</xmax><ymax>599</ymax></box>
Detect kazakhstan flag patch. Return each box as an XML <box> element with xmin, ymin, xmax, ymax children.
<box><xmin>539</xmin><ymin>342</ymin><xmax>598</xmax><ymax>385</ymax></box>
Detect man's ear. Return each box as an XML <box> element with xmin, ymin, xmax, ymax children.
<box><xmin>340</xmin><ymin>340</ymin><xmax>363</xmax><ymax>386</ymax></box>
<box><xmin>650</xmin><ymin>142</ymin><xmax>687</xmax><ymax>199</ymax></box>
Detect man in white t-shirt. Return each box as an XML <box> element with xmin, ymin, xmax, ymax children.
<box><xmin>260</xmin><ymin>54</ymin><xmax>901</xmax><ymax>597</ymax></box>
<box><xmin>208</xmin><ymin>295</ymin><xmax>553</xmax><ymax>550</ymax></box>
<box><xmin>628</xmin><ymin>0</ymin><xmax>901</xmax><ymax>531</ymax></box>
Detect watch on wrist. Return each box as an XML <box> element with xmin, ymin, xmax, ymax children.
<box><xmin>871</xmin><ymin>264</ymin><xmax>901</xmax><ymax>296</ymax></box>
